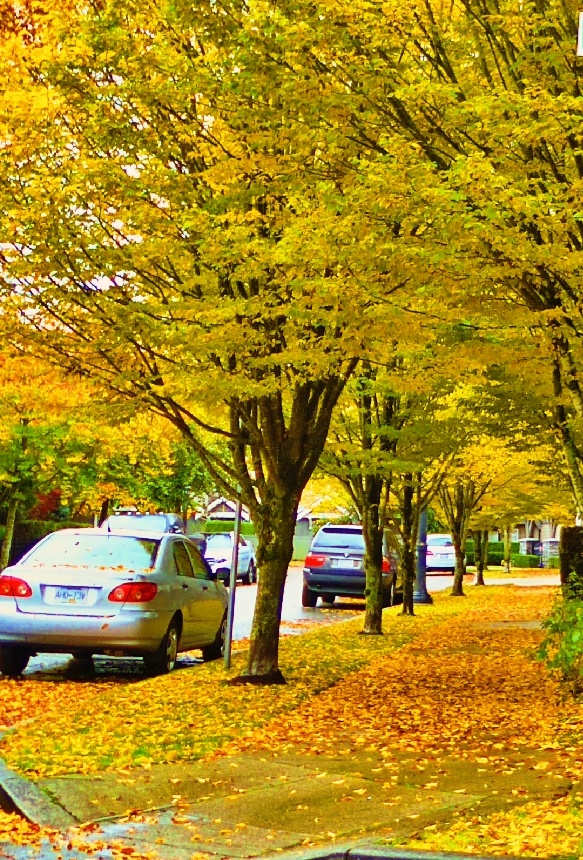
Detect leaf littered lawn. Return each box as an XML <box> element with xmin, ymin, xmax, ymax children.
<box><xmin>5</xmin><ymin>585</ymin><xmax>583</xmax><ymax>859</ymax></box>
<box><xmin>0</xmin><ymin>593</ymin><xmax>470</xmax><ymax>779</ymax></box>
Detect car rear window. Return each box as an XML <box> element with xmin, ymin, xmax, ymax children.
<box><xmin>24</xmin><ymin>533</ymin><xmax>160</xmax><ymax>570</ymax></box>
<box><xmin>205</xmin><ymin>534</ymin><xmax>232</xmax><ymax>550</ymax></box>
<box><xmin>312</xmin><ymin>528</ymin><xmax>365</xmax><ymax>550</ymax></box>
<box><xmin>427</xmin><ymin>536</ymin><xmax>453</xmax><ymax>547</ymax></box>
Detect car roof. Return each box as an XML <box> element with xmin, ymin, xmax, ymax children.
<box><xmin>317</xmin><ymin>523</ymin><xmax>362</xmax><ymax>531</ymax></box>
<box><xmin>43</xmin><ymin>527</ymin><xmax>181</xmax><ymax>540</ymax></box>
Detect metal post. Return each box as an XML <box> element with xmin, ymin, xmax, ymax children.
<box><xmin>413</xmin><ymin>508</ymin><xmax>433</xmax><ymax>604</ymax></box>
<box><xmin>224</xmin><ymin>496</ymin><xmax>242</xmax><ymax>670</ymax></box>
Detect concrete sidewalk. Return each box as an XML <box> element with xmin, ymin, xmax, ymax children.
<box><xmin>2</xmin><ymin>737</ymin><xmax>573</xmax><ymax>859</ymax></box>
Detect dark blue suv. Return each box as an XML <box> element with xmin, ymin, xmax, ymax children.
<box><xmin>302</xmin><ymin>524</ymin><xmax>401</xmax><ymax>608</ymax></box>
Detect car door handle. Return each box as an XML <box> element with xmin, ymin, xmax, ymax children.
<box><xmin>182</xmin><ymin>583</ymin><xmax>189</xmax><ymax>589</ymax></box>
<box><xmin>202</xmin><ymin>585</ymin><xmax>209</xmax><ymax>591</ymax></box>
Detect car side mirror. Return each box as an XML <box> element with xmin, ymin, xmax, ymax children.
<box><xmin>207</xmin><ymin>567</ymin><xmax>218</xmax><ymax>582</ymax></box>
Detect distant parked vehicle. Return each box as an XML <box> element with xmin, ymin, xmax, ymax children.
<box><xmin>0</xmin><ymin>528</ymin><xmax>228</xmax><ymax>676</ymax></box>
<box><xmin>101</xmin><ymin>512</ymin><xmax>185</xmax><ymax>534</ymax></box>
<box><xmin>302</xmin><ymin>524</ymin><xmax>401</xmax><ymax>608</ymax></box>
<box><xmin>426</xmin><ymin>534</ymin><xmax>456</xmax><ymax>572</ymax></box>
<box><xmin>204</xmin><ymin>532</ymin><xmax>258</xmax><ymax>585</ymax></box>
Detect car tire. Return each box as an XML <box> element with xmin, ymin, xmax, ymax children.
<box><xmin>72</xmin><ymin>652</ymin><xmax>93</xmax><ymax>661</ymax></box>
<box><xmin>241</xmin><ymin>567</ymin><xmax>251</xmax><ymax>585</ymax></box>
<box><xmin>0</xmin><ymin>646</ymin><xmax>30</xmax><ymax>677</ymax></box>
<box><xmin>248</xmin><ymin>560</ymin><xmax>258</xmax><ymax>584</ymax></box>
<box><xmin>144</xmin><ymin>619</ymin><xmax>180</xmax><ymax>675</ymax></box>
<box><xmin>321</xmin><ymin>594</ymin><xmax>335</xmax><ymax>604</ymax></box>
<box><xmin>302</xmin><ymin>583</ymin><xmax>318</xmax><ymax>607</ymax></box>
<box><xmin>202</xmin><ymin>614</ymin><xmax>226</xmax><ymax>661</ymax></box>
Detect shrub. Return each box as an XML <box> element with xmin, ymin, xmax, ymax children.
<box><xmin>200</xmin><ymin>520</ymin><xmax>256</xmax><ymax>536</ymax></box>
<box><xmin>510</xmin><ymin>553</ymin><xmax>540</xmax><ymax>568</ymax></box>
<box><xmin>546</xmin><ymin>556</ymin><xmax>560</xmax><ymax>569</ymax></box>
<box><xmin>539</xmin><ymin>595</ymin><xmax>583</xmax><ymax>692</ymax></box>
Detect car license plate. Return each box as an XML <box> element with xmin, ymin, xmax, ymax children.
<box><xmin>53</xmin><ymin>587</ymin><xmax>88</xmax><ymax>605</ymax></box>
<box><xmin>331</xmin><ymin>559</ymin><xmax>361</xmax><ymax>569</ymax></box>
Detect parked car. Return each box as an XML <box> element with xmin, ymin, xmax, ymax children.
<box><xmin>0</xmin><ymin>528</ymin><xmax>228</xmax><ymax>676</ymax></box>
<box><xmin>101</xmin><ymin>512</ymin><xmax>185</xmax><ymax>534</ymax></box>
<box><xmin>302</xmin><ymin>524</ymin><xmax>401</xmax><ymax>608</ymax></box>
<box><xmin>204</xmin><ymin>532</ymin><xmax>258</xmax><ymax>585</ymax></box>
<box><xmin>426</xmin><ymin>533</ymin><xmax>456</xmax><ymax>572</ymax></box>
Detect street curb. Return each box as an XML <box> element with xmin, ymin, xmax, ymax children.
<box><xmin>0</xmin><ymin>757</ymin><xmax>76</xmax><ymax>829</ymax></box>
<box><xmin>268</xmin><ymin>845</ymin><xmax>535</xmax><ymax>860</ymax></box>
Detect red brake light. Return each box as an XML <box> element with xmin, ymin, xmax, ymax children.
<box><xmin>305</xmin><ymin>554</ymin><xmax>326</xmax><ymax>568</ymax></box>
<box><xmin>108</xmin><ymin>582</ymin><xmax>158</xmax><ymax>603</ymax></box>
<box><xmin>0</xmin><ymin>576</ymin><xmax>32</xmax><ymax>598</ymax></box>
<box><xmin>382</xmin><ymin>559</ymin><xmax>390</xmax><ymax>573</ymax></box>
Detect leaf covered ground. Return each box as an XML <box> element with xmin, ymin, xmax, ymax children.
<box><xmin>2</xmin><ymin>584</ymin><xmax>583</xmax><ymax>857</ymax></box>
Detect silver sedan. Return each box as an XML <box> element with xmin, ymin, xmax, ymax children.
<box><xmin>0</xmin><ymin>529</ymin><xmax>228</xmax><ymax>676</ymax></box>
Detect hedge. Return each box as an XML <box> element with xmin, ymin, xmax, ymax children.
<box><xmin>545</xmin><ymin>556</ymin><xmax>560</xmax><ymax>569</ymax></box>
<box><xmin>196</xmin><ymin>520</ymin><xmax>256</xmax><ymax>536</ymax></box>
<box><xmin>510</xmin><ymin>553</ymin><xmax>541</xmax><ymax>569</ymax></box>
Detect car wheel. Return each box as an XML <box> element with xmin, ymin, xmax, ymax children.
<box><xmin>202</xmin><ymin>614</ymin><xmax>226</xmax><ymax>661</ymax></box>
<box><xmin>241</xmin><ymin>567</ymin><xmax>251</xmax><ymax>585</ymax></box>
<box><xmin>248</xmin><ymin>560</ymin><xmax>258</xmax><ymax>584</ymax></box>
<box><xmin>0</xmin><ymin>646</ymin><xmax>30</xmax><ymax>677</ymax></box>
<box><xmin>144</xmin><ymin>619</ymin><xmax>179</xmax><ymax>675</ymax></box>
<box><xmin>72</xmin><ymin>651</ymin><xmax>93</xmax><ymax>661</ymax></box>
<box><xmin>302</xmin><ymin>583</ymin><xmax>318</xmax><ymax>607</ymax></box>
<box><xmin>321</xmin><ymin>594</ymin><xmax>335</xmax><ymax>604</ymax></box>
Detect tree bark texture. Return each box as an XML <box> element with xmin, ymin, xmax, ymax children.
<box><xmin>399</xmin><ymin>475</ymin><xmax>416</xmax><ymax>615</ymax></box>
<box><xmin>503</xmin><ymin>525</ymin><xmax>512</xmax><ymax>574</ymax></box>
<box><xmin>474</xmin><ymin>529</ymin><xmax>486</xmax><ymax>586</ymax></box>
<box><xmin>559</xmin><ymin>526</ymin><xmax>583</xmax><ymax>600</ymax></box>
<box><xmin>238</xmin><ymin>491</ymin><xmax>298</xmax><ymax>682</ymax></box>
<box><xmin>0</xmin><ymin>495</ymin><xmax>18</xmax><ymax>571</ymax></box>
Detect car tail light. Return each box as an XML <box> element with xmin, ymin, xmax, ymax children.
<box><xmin>382</xmin><ymin>558</ymin><xmax>390</xmax><ymax>573</ymax></box>
<box><xmin>108</xmin><ymin>582</ymin><xmax>158</xmax><ymax>603</ymax></box>
<box><xmin>305</xmin><ymin>554</ymin><xmax>326</xmax><ymax>567</ymax></box>
<box><xmin>426</xmin><ymin>550</ymin><xmax>434</xmax><ymax>556</ymax></box>
<box><xmin>0</xmin><ymin>576</ymin><xmax>32</xmax><ymax>598</ymax></box>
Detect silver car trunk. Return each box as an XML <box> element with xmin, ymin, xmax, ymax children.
<box><xmin>10</xmin><ymin>565</ymin><xmax>142</xmax><ymax>617</ymax></box>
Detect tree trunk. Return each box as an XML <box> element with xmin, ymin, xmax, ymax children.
<box><xmin>399</xmin><ymin>476</ymin><xmax>416</xmax><ymax>615</ymax></box>
<box><xmin>233</xmin><ymin>492</ymin><xmax>298</xmax><ymax>683</ymax></box>
<box><xmin>451</xmin><ymin>534</ymin><xmax>466</xmax><ymax>596</ymax></box>
<box><xmin>503</xmin><ymin>525</ymin><xmax>512</xmax><ymax>573</ymax></box>
<box><xmin>473</xmin><ymin>530</ymin><xmax>483</xmax><ymax>586</ymax></box>
<box><xmin>98</xmin><ymin>498</ymin><xmax>110</xmax><ymax>527</ymax></box>
<box><xmin>362</xmin><ymin>488</ymin><xmax>385</xmax><ymax>634</ymax></box>
<box><xmin>559</xmin><ymin>526</ymin><xmax>583</xmax><ymax>599</ymax></box>
<box><xmin>474</xmin><ymin>529</ymin><xmax>488</xmax><ymax>586</ymax></box>
<box><xmin>0</xmin><ymin>494</ymin><xmax>18</xmax><ymax>571</ymax></box>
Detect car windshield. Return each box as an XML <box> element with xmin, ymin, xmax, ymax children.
<box><xmin>312</xmin><ymin>528</ymin><xmax>365</xmax><ymax>550</ymax></box>
<box><xmin>428</xmin><ymin>536</ymin><xmax>453</xmax><ymax>547</ymax></box>
<box><xmin>24</xmin><ymin>533</ymin><xmax>160</xmax><ymax>570</ymax></box>
<box><xmin>205</xmin><ymin>534</ymin><xmax>232</xmax><ymax>551</ymax></box>
<box><xmin>104</xmin><ymin>514</ymin><xmax>169</xmax><ymax>532</ymax></box>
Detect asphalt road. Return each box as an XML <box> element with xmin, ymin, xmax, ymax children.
<box><xmin>20</xmin><ymin>566</ymin><xmax>560</xmax><ymax>679</ymax></box>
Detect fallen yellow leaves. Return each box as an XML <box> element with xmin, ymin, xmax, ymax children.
<box><xmin>0</xmin><ymin>592</ymin><xmax>464</xmax><ymax>778</ymax></box>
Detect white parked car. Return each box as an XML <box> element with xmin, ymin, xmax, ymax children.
<box><xmin>204</xmin><ymin>533</ymin><xmax>258</xmax><ymax>585</ymax></box>
<box><xmin>426</xmin><ymin>534</ymin><xmax>456</xmax><ymax>572</ymax></box>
